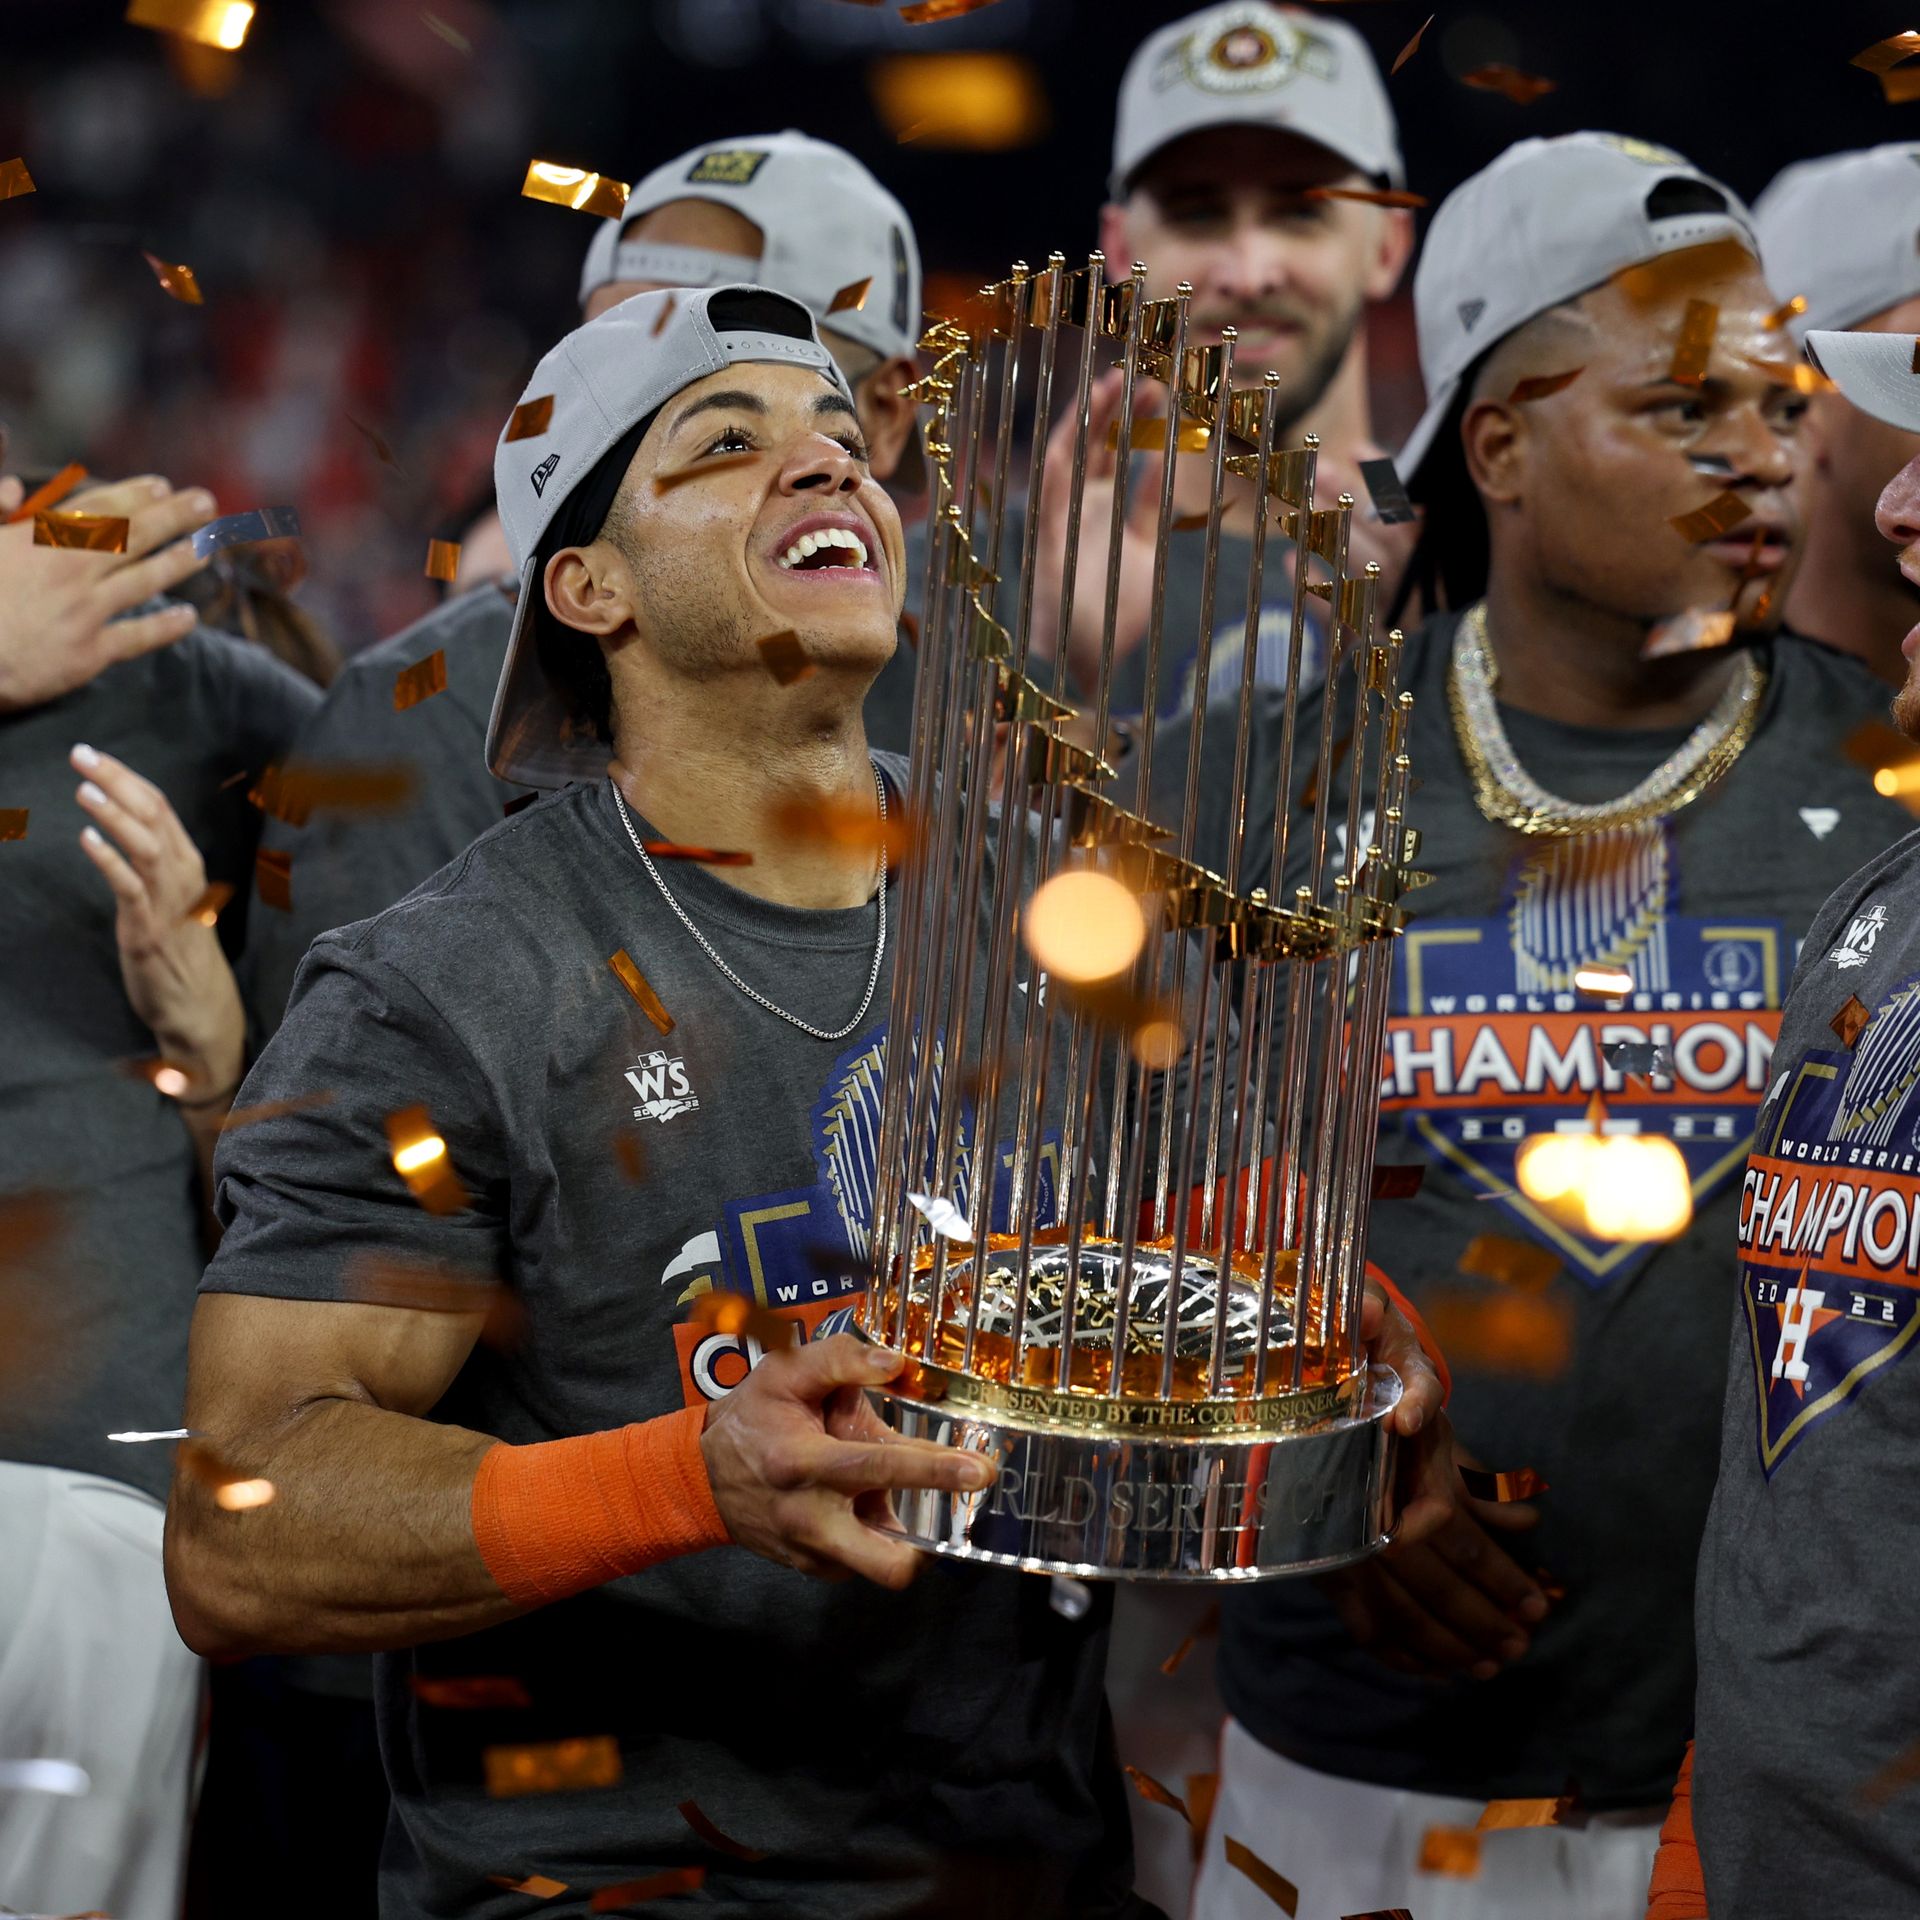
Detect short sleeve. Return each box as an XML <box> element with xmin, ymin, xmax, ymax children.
<box><xmin>206</xmin><ymin>933</ymin><xmax>508</xmax><ymax>1304</ymax></box>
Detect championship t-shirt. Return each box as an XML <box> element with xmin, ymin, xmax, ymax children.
<box><xmin>201</xmin><ymin>763</ymin><xmax>1143</xmax><ymax>1920</ymax></box>
<box><xmin>246</xmin><ymin>584</ymin><xmax>923</xmax><ymax>1037</ymax></box>
<box><xmin>1145</xmin><ymin>614</ymin><xmax>1911</xmax><ymax>1804</ymax></box>
<box><xmin>0</xmin><ymin>623</ymin><xmax>317</xmax><ymax>1500</ymax></box>
<box><xmin>1694</xmin><ymin>827</ymin><xmax>1920</xmax><ymax>1916</ymax></box>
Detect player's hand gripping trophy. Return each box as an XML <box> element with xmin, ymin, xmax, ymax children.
<box><xmin>858</xmin><ymin>253</ymin><xmax>1426</xmax><ymax>1580</ymax></box>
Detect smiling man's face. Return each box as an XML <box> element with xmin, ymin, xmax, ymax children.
<box><xmin>1874</xmin><ymin>449</ymin><xmax>1920</xmax><ymax>738</ymax></box>
<box><xmin>553</xmin><ymin>360</ymin><xmax>905</xmax><ymax>691</ymax></box>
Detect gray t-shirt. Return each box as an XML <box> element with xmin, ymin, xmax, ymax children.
<box><xmin>247</xmin><ymin>585</ymin><xmax>923</xmax><ymax>1038</ymax></box>
<box><xmin>0</xmin><ymin>624</ymin><xmax>317</xmax><ymax>1500</ymax></box>
<box><xmin>201</xmin><ymin>765</ymin><xmax>1143</xmax><ymax>1920</ymax></box>
<box><xmin>1146</xmin><ymin>616</ymin><xmax>1911</xmax><ymax>1805</ymax></box>
<box><xmin>1694</xmin><ymin>826</ymin><xmax>1920</xmax><ymax>1915</ymax></box>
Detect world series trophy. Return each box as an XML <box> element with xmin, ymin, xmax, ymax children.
<box><xmin>857</xmin><ymin>252</ymin><xmax>1423</xmax><ymax>1581</ymax></box>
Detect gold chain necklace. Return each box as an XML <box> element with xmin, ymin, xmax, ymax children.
<box><xmin>1448</xmin><ymin>601</ymin><xmax>1768</xmax><ymax>837</ymax></box>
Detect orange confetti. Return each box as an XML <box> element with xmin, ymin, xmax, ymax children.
<box><xmin>142</xmin><ymin>250</ymin><xmax>204</xmax><ymax>305</ymax></box>
<box><xmin>1124</xmin><ymin>1766</ymin><xmax>1190</xmax><ymax>1823</ymax></box>
<box><xmin>588</xmin><ymin>1870</ymin><xmax>706</xmax><ymax>1912</ymax></box>
<box><xmin>687</xmin><ymin>1290</ymin><xmax>799</xmax><ymax>1355</ymax></box>
<box><xmin>394</xmin><ymin>649</ymin><xmax>449</xmax><ymax>710</ymax></box>
<box><xmin>1832</xmin><ymin>994</ymin><xmax>1872</xmax><ymax>1049</ymax></box>
<box><xmin>827</xmin><ymin>275</ymin><xmax>873</xmax><ymax>313</ymax></box>
<box><xmin>486</xmin><ymin>1875</ymin><xmax>568</xmax><ymax>1900</ymax></box>
<box><xmin>899</xmin><ymin>0</ymin><xmax>1007</xmax><ymax>20</ymax></box>
<box><xmin>6</xmin><ymin>462</ymin><xmax>88</xmax><ymax>523</ymax></box>
<box><xmin>1745</xmin><ymin>356</ymin><xmax>1836</xmax><ymax>395</ymax></box>
<box><xmin>1423</xmin><ymin>1288</ymin><xmax>1572</xmax><ymax>1378</ymax></box>
<box><xmin>1642</xmin><ymin>609</ymin><xmax>1736</xmax><ymax>660</ymax></box>
<box><xmin>521</xmin><ymin>160</ymin><xmax>630</xmax><ymax>221</ymax></box>
<box><xmin>1852</xmin><ymin>29</ymin><xmax>1920</xmax><ymax>72</ymax></box>
<box><xmin>640</xmin><ymin>840</ymin><xmax>753</xmax><ymax>866</ymax></box>
<box><xmin>1457</xmin><ymin>1234</ymin><xmax>1560</xmax><ymax>1292</ymax></box>
<box><xmin>1861</xmin><ymin>1739</ymin><xmax>1920</xmax><ymax>1809</ymax></box>
<box><xmin>125</xmin><ymin>0</ymin><xmax>255</xmax><ymax>49</ymax></box>
<box><xmin>1887</xmin><ymin>64</ymin><xmax>1920</xmax><ymax>104</ymax></box>
<box><xmin>1614</xmin><ymin>238</ymin><xmax>1753</xmax><ymax>306</ymax></box>
<box><xmin>1506</xmin><ymin>368</ymin><xmax>1582</xmax><ymax>404</ymax></box>
<box><xmin>254</xmin><ymin>847</ymin><xmax>291</xmax><ymax>910</ymax></box>
<box><xmin>412</xmin><ymin>1675</ymin><xmax>534</xmax><ymax>1710</ymax></box>
<box><xmin>757</xmin><ymin>630</ymin><xmax>815</xmax><ymax>685</ymax></box>
<box><xmin>386</xmin><ymin>1103</ymin><xmax>468</xmax><ymax>1216</ymax></box>
<box><xmin>1762</xmin><ymin>294</ymin><xmax>1807</xmax><ymax>332</ymax></box>
<box><xmin>1304</xmin><ymin>186</ymin><xmax>1428</xmax><ymax>210</ymax></box>
<box><xmin>768</xmin><ymin>790</ymin><xmax>912</xmax><ymax>864</ymax></box>
<box><xmin>610</xmin><ymin>949</ymin><xmax>673</xmax><ymax>1035</ymax></box>
<box><xmin>1461</xmin><ymin>1465</ymin><xmax>1549</xmax><ymax>1503</ymax></box>
<box><xmin>424</xmin><ymin>537</ymin><xmax>462</xmax><ymax>582</ymax></box>
<box><xmin>612</xmin><ymin>1133</ymin><xmax>646</xmax><ymax>1183</ymax></box>
<box><xmin>505</xmin><ymin>395</ymin><xmax>555</xmax><ymax>442</ymax></box>
<box><xmin>183</xmin><ymin>880</ymin><xmax>233</xmax><ymax>927</ymax></box>
<box><xmin>339</xmin><ymin>1253</ymin><xmax>521</xmax><ymax>1347</ymax></box>
<box><xmin>250</xmin><ymin>762</ymin><xmax>418</xmax><ymax>825</ymax></box>
<box><xmin>0</xmin><ymin>156</ymin><xmax>33</xmax><ymax>199</ymax></box>
<box><xmin>217</xmin><ymin>1089</ymin><xmax>335</xmax><ymax>1133</ymax></box>
<box><xmin>0</xmin><ymin>810</ymin><xmax>27</xmax><ymax>842</ymax></box>
<box><xmin>33</xmin><ymin>512</ymin><xmax>128</xmax><ymax>553</ymax></box>
<box><xmin>178</xmin><ymin>1435</ymin><xmax>273</xmax><ymax>1510</ymax></box>
<box><xmin>1668</xmin><ymin>298</ymin><xmax>1717</xmax><ymax>387</ymax></box>
<box><xmin>1418</xmin><ymin>1826</ymin><xmax>1483</xmax><ymax>1875</ymax></box>
<box><xmin>483</xmin><ymin>1735</ymin><xmax>622</xmax><ymax>1799</ymax></box>
<box><xmin>1477</xmin><ymin>1796</ymin><xmax>1574</xmax><ymax>1830</ymax></box>
<box><xmin>676</xmin><ymin>1799</ymin><xmax>768</xmax><ymax>1861</ymax></box>
<box><xmin>1223</xmin><ymin>1834</ymin><xmax>1299</xmax><ymax>1913</ymax></box>
<box><xmin>1461</xmin><ymin>63</ymin><xmax>1555</xmax><ymax>105</ymax></box>
<box><xmin>1390</xmin><ymin>14</ymin><xmax>1432</xmax><ymax>74</ymax></box>
<box><xmin>1668</xmin><ymin>491</ymin><xmax>1752</xmax><ymax>543</ymax></box>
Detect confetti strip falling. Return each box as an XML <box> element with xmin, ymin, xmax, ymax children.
<box><xmin>125</xmin><ymin>0</ymin><xmax>256</xmax><ymax>49</ymax></box>
<box><xmin>1506</xmin><ymin>368</ymin><xmax>1583</xmax><ymax>404</ymax></box>
<box><xmin>521</xmin><ymin>160</ymin><xmax>630</xmax><ymax>221</ymax></box>
<box><xmin>899</xmin><ymin>0</ymin><xmax>1008</xmax><ymax>21</ymax></box>
<box><xmin>610</xmin><ymin>949</ymin><xmax>674</xmax><ymax>1035</ymax></box>
<box><xmin>424</xmin><ymin>537</ymin><xmax>462</xmax><ymax>582</ymax></box>
<box><xmin>386</xmin><ymin>1104</ymin><xmax>467</xmax><ymax>1215</ymax></box>
<box><xmin>1357</xmin><ymin>457</ymin><xmax>1417</xmax><ymax>525</ymax></box>
<box><xmin>587</xmin><ymin>1870</ymin><xmax>706</xmax><ymax>1912</ymax></box>
<box><xmin>676</xmin><ymin>1799</ymin><xmax>768</xmax><ymax>1861</ymax></box>
<box><xmin>1418</xmin><ymin>1826</ymin><xmax>1483</xmax><ymax>1874</ymax></box>
<box><xmin>505</xmin><ymin>395</ymin><xmax>555</xmax><ymax>441</ymax></box>
<box><xmin>756</xmin><ymin>630</ymin><xmax>815</xmax><ymax>686</ymax></box>
<box><xmin>255</xmin><ymin>846</ymin><xmax>292</xmax><ymax>910</ymax></box>
<box><xmin>1461</xmin><ymin>1465</ymin><xmax>1550</xmax><ymax>1503</ymax></box>
<box><xmin>640</xmin><ymin>840</ymin><xmax>753</xmax><ymax>866</ymax></box>
<box><xmin>1390</xmin><ymin>14</ymin><xmax>1432</xmax><ymax>74</ymax></box>
<box><xmin>1461</xmin><ymin>63</ymin><xmax>1556</xmax><ymax>105</ymax></box>
<box><xmin>827</xmin><ymin>275</ymin><xmax>873</xmax><ymax>313</ymax></box>
<box><xmin>6</xmin><ymin>462</ymin><xmax>88</xmax><ymax>522</ymax></box>
<box><xmin>184</xmin><ymin>880</ymin><xmax>233</xmax><ymax>926</ymax></box>
<box><xmin>0</xmin><ymin>157</ymin><xmax>35</xmax><ymax>199</ymax></box>
<box><xmin>413</xmin><ymin>1675</ymin><xmax>535</xmax><ymax>1710</ymax></box>
<box><xmin>1667</xmin><ymin>299</ymin><xmax>1717</xmax><ymax>387</ymax></box>
<box><xmin>486</xmin><ymin>1875</ymin><xmax>568</xmax><ymax>1899</ymax></box>
<box><xmin>1124</xmin><ymin>1766</ymin><xmax>1191</xmax><ymax>1823</ymax></box>
<box><xmin>1641</xmin><ymin>609</ymin><xmax>1735</xmax><ymax>660</ymax></box>
<box><xmin>483</xmin><ymin>1735</ymin><xmax>622</xmax><ymax>1799</ymax></box>
<box><xmin>33</xmin><ymin>513</ymin><xmax>129</xmax><ymax>552</ymax></box>
<box><xmin>394</xmin><ymin>649</ymin><xmax>449</xmax><ymax>711</ymax></box>
<box><xmin>1762</xmin><ymin>294</ymin><xmax>1807</xmax><ymax>332</ymax></box>
<box><xmin>1667</xmin><ymin>489</ymin><xmax>1753</xmax><ymax>543</ymax></box>
<box><xmin>1304</xmin><ymin>186</ymin><xmax>1428</xmax><ymax>210</ymax></box>
<box><xmin>217</xmin><ymin>1089</ymin><xmax>335</xmax><ymax>1133</ymax></box>
<box><xmin>1457</xmin><ymin>1233</ymin><xmax>1560</xmax><ymax>1292</ymax></box>
<box><xmin>687</xmin><ymin>1290</ymin><xmax>799</xmax><ymax>1354</ymax></box>
<box><xmin>1222</xmin><ymin>1834</ymin><xmax>1299</xmax><ymax>1913</ymax></box>
<box><xmin>143</xmin><ymin>250</ymin><xmax>205</xmax><ymax>304</ymax></box>
<box><xmin>1477</xmin><ymin>1795</ymin><xmax>1575</xmax><ymax>1830</ymax></box>
<box><xmin>0</xmin><ymin>810</ymin><xmax>28</xmax><ymax>842</ymax></box>
<box><xmin>1831</xmin><ymin>994</ymin><xmax>1871</xmax><ymax>1049</ymax></box>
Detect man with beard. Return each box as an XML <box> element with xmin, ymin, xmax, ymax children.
<box><xmin>244</xmin><ymin>131</ymin><xmax>925</xmax><ymax>1033</ymax></box>
<box><xmin>1648</xmin><ymin>326</ymin><xmax>1920</xmax><ymax>1919</ymax></box>
<box><xmin>1755</xmin><ymin>144</ymin><xmax>1920</xmax><ymax>686</ymax></box>
<box><xmin>1030</xmin><ymin>0</ymin><xmax>1415</xmax><ymax>716</ymax></box>
<box><xmin>1147</xmin><ymin>133</ymin><xmax>1914</xmax><ymax>1919</ymax></box>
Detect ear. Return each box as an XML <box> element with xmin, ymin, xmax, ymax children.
<box><xmin>1097</xmin><ymin>200</ymin><xmax>1131</xmax><ymax>269</ymax></box>
<box><xmin>1461</xmin><ymin>395</ymin><xmax>1526</xmax><ymax>508</ymax></box>
<box><xmin>855</xmin><ymin>356</ymin><xmax>920</xmax><ymax>486</ymax></box>
<box><xmin>543</xmin><ymin>541</ymin><xmax>634</xmax><ymax>639</ymax></box>
<box><xmin>1363</xmin><ymin>207</ymin><xmax>1416</xmax><ymax>302</ymax></box>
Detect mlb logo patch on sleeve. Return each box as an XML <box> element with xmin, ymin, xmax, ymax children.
<box><xmin>687</xmin><ymin>149</ymin><xmax>768</xmax><ymax>187</ymax></box>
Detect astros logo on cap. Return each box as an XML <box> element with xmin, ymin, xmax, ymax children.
<box><xmin>686</xmin><ymin>148</ymin><xmax>769</xmax><ymax>187</ymax></box>
<box><xmin>1597</xmin><ymin>134</ymin><xmax>1687</xmax><ymax>168</ymax></box>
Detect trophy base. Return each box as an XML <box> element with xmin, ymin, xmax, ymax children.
<box><xmin>871</xmin><ymin>1362</ymin><xmax>1402</xmax><ymax>1582</ymax></box>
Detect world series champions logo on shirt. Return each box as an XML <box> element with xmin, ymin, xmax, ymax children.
<box><xmin>1739</xmin><ymin>972</ymin><xmax>1920</xmax><ymax>1475</ymax></box>
<box><xmin>1380</xmin><ymin>823</ymin><xmax>1789</xmax><ymax>1286</ymax></box>
<box><xmin>666</xmin><ymin>1025</ymin><xmax>1062</xmax><ymax>1404</ymax></box>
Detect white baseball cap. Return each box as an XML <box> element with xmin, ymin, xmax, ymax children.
<box><xmin>1398</xmin><ymin>132</ymin><xmax>1756</xmax><ymax>485</ymax></box>
<box><xmin>576</xmin><ymin>131</ymin><xmax>922</xmax><ymax>365</ymax></box>
<box><xmin>1110</xmin><ymin>1</ymin><xmax>1402</xmax><ymax>199</ymax></box>
<box><xmin>1754</xmin><ymin>145</ymin><xmax>1920</xmax><ymax>341</ymax></box>
<box><xmin>1804</xmin><ymin>330</ymin><xmax>1920</xmax><ymax>433</ymax></box>
<box><xmin>487</xmin><ymin>284</ymin><xmax>855</xmax><ymax>789</ymax></box>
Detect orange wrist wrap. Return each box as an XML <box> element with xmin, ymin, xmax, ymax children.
<box><xmin>1646</xmin><ymin>1741</ymin><xmax>1707</xmax><ymax>1918</ymax></box>
<box><xmin>1366</xmin><ymin>1261</ymin><xmax>1452</xmax><ymax>1406</ymax></box>
<box><xmin>470</xmin><ymin>1405</ymin><xmax>730</xmax><ymax>1610</ymax></box>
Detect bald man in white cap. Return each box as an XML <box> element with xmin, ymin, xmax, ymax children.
<box><xmin>1756</xmin><ymin>143</ymin><xmax>1920</xmax><ymax>684</ymax></box>
<box><xmin>1650</xmin><ymin>322</ymin><xmax>1920</xmax><ymax>1920</ymax></box>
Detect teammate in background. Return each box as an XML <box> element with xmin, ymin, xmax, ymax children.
<box><xmin>1151</xmin><ymin>134</ymin><xmax>1913</xmax><ymax>1920</ymax></box>
<box><xmin>1648</xmin><ymin>324</ymin><xmax>1920</xmax><ymax>1920</ymax></box>
<box><xmin>244</xmin><ymin>131</ymin><xmax>927</xmax><ymax>1035</ymax></box>
<box><xmin>0</xmin><ymin>466</ymin><xmax>316</xmax><ymax>1920</ymax></box>
<box><xmin>1031</xmin><ymin>0</ymin><xmax>1415</xmax><ymax>714</ymax></box>
<box><xmin>1755</xmin><ymin>144</ymin><xmax>1920</xmax><ymax>686</ymax></box>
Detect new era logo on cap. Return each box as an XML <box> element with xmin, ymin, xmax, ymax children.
<box><xmin>1458</xmin><ymin>298</ymin><xmax>1487</xmax><ymax>333</ymax></box>
<box><xmin>529</xmin><ymin>452</ymin><xmax>560</xmax><ymax>498</ymax></box>
<box><xmin>687</xmin><ymin>149</ymin><xmax>769</xmax><ymax>187</ymax></box>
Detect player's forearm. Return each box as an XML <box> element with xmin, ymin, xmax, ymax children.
<box><xmin>164</xmin><ymin>1395</ymin><xmax>515</xmax><ymax>1657</ymax></box>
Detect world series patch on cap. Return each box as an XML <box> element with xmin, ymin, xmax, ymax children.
<box><xmin>1110</xmin><ymin>0</ymin><xmax>1404</xmax><ymax>197</ymax></box>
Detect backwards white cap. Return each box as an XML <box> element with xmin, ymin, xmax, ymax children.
<box><xmin>488</xmin><ymin>285</ymin><xmax>855</xmax><ymax>790</ymax></box>
<box><xmin>1754</xmin><ymin>144</ymin><xmax>1920</xmax><ymax>341</ymax></box>
<box><xmin>576</xmin><ymin>130</ymin><xmax>921</xmax><ymax>366</ymax></box>
<box><xmin>1397</xmin><ymin>132</ymin><xmax>1756</xmax><ymax>485</ymax></box>
<box><xmin>1110</xmin><ymin>1</ymin><xmax>1401</xmax><ymax>199</ymax></box>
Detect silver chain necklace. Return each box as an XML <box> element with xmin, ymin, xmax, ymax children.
<box><xmin>609</xmin><ymin>767</ymin><xmax>888</xmax><ymax>1043</ymax></box>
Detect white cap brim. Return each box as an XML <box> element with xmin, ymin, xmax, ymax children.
<box><xmin>1806</xmin><ymin>330</ymin><xmax>1920</xmax><ymax>433</ymax></box>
